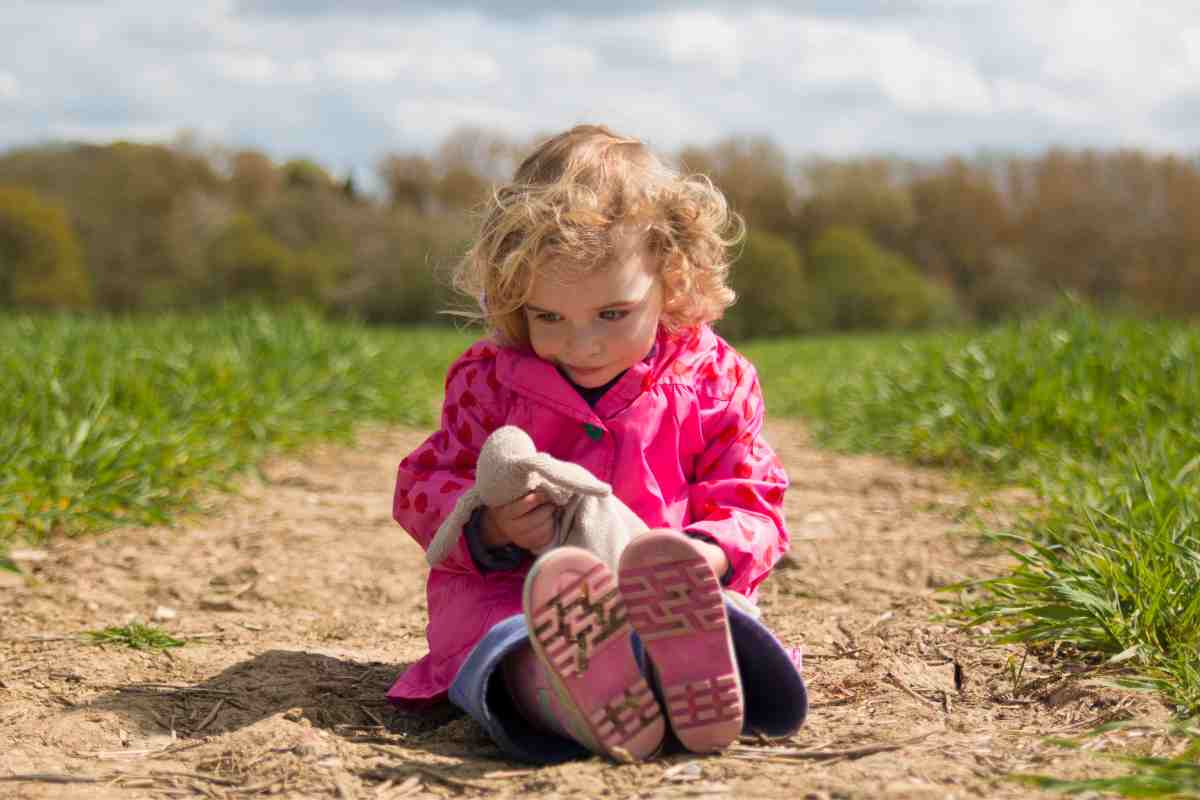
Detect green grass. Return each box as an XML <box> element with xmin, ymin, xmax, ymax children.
<box><xmin>4</xmin><ymin>302</ymin><xmax>1197</xmax><ymax>793</ymax></box>
<box><xmin>1015</xmin><ymin>722</ymin><xmax>1200</xmax><ymax>797</ymax></box>
<box><xmin>1</xmin><ymin>305</ymin><xmax>473</xmax><ymax>557</ymax></box>
<box><xmin>83</xmin><ymin>622</ymin><xmax>186</xmax><ymax>651</ymax></box>
<box><xmin>746</xmin><ymin>304</ymin><xmax>1200</xmax><ymax>710</ymax></box>
<box><xmin>746</xmin><ymin>303</ymin><xmax>1200</xmax><ymax>796</ymax></box>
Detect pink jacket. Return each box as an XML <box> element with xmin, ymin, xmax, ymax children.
<box><xmin>387</xmin><ymin>324</ymin><xmax>789</xmax><ymax>706</ymax></box>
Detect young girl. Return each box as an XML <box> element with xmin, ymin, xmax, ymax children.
<box><xmin>388</xmin><ymin>124</ymin><xmax>807</xmax><ymax>763</ymax></box>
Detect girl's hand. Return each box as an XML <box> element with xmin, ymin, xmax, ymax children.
<box><xmin>480</xmin><ymin>491</ymin><xmax>558</xmax><ymax>552</ymax></box>
<box><xmin>687</xmin><ymin>535</ymin><xmax>730</xmax><ymax>581</ymax></box>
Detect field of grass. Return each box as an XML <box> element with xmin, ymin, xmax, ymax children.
<box><xmin>746</xmin><ymin>303</ymin><xmax>1200</xmax><ymax>796</ymax></box>
<box><xmin>4</xmin><ymin>303</ymin><xmax>1197</xmax><ymax>793</ymax></box>
<box><xmin>0</xmin><ymin>305</ymin><xmax>473</xmax><ymax>567</ymax></box>
<box><xmin>746</xmin><ymin>304</ymin><xmax>1200</xmax><ymax>714</ymax></box>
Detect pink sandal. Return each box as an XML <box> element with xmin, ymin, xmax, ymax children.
<box><xmin>523</xmin><ymin>547</ymin><xmax>665</xmax><ymax>761</ymax></box>
<box><xmin>618</xmin><ymin>532</ymin><xmax>744</xmax><ymax>753</ymax></box>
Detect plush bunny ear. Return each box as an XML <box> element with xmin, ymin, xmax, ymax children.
<box><xmin>425</xmin><ymin>488</ymin><xmax>482</xmax><ymax>567</ymax></box>
<box><xmin>522</xmin><ymin>453</ymin><xmax>611</xmax><ymax>497</ymax></box>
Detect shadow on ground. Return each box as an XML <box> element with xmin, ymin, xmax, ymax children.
<box><xmin>86</xmin><ymin>650</ymin><xmax>466</xmax><ymax>745</ymax></box>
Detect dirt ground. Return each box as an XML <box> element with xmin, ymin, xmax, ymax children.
<box><xmin>0</xmin><ymin>419</ymin><xmax>1172</xmax><ymax>799</ymax></box>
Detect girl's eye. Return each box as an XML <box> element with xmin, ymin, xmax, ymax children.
<box><xmin>599</xmin><ymin>309</ymin><xmax>629</xmax><ymax>321</ymax></box>
<box><xmin>530</xmin><ymin>311</ymin><xmax>561</xmax><ymax>323</ymax></box>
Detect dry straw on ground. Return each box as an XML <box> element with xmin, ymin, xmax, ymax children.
<box><xmin>0</xmin><ymin>421</ymin><xmax>1171</xmax><ymax>799</ymax></box>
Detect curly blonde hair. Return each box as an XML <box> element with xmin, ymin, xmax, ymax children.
<box><xmin>451</xmin><ymin>124</ymin><xmax>743</xmax><ymax>347</ymax></box>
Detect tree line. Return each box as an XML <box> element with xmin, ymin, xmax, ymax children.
<box><xmin>2</xmin><ymin>126</ymin><xmax>1198</xmax><ymax>338</ymax></box>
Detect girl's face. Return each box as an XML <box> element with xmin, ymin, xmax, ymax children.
<box><xmin>524</xmin><ymin>232</ymin><xmax>663</xmax><ymax>388</ymax></box>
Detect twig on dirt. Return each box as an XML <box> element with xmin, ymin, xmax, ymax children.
<box><xmin>411</xmin><ymin>768</ymin><xmax>493</xmax><ymax>792</ymax></box>
<box><xmin>149</xmin><ymin>770</ymin><xmax>242</xmax><ymax>787</ymax></box>
<box><xmin>234</xmin><ymin>777</ymin><xmax>285</xmax><ymax>795</ymax></box>
<box><xmin>374</xmin><ymin>775</ymin><xmax>422</xmax><ymax>798</ymax></box>
<box><xmin>859</xmin><ymin>610</ymin><xmax>895</xmax><ymax>635</ymax></box>
<box><xmin>481</xmin><ymin>769</ymin><xmax>538</xmax><ymax>779</ymax></box>
<box><xmin>113</xmin><ymin>777</ymin><xmax>157</xmax><ymax>788</ymax></box>
<box><xmin>149</xmin><ymin>740</ymin><xmax>209</xmax><ymax>760</ymax></box>
<box><xmin>884</xmin><ymin>671</ymin><xmax>941</xmax><ymax>709</ymax></box>
<box><xmin>808</xmin><ymin>696</ymin><xmax>856</xmax><ymax>709</ymax></box>
<box><xmin>2</xmin><ymin>634</ymin><xmax>83</xmax><ymax>643</ymax></box>
<box><xmin>353</xmin><ymin>666</ymin><xmax>385</xmax><ymax>686</ymax></box>
<box><xmin>361</xmin><ymin>765</ymin><xmax>490</xmax><ymax>793</ymax></box>
<box><xmin>7</xmin><ymin>663</ymin><xmax>41</xmax><ymax>676</ymax></box>
<box><xmin>242</xmin><ymin>747</ymin><xmax>295</xmax><ymax>772</ymax></box>
<box><xmin>360</xmin><ymin>705</ymin><xmax>387</xmax><ymax>729</ymax></box>
<box><xmin>111</xmin><ymin>683</ymin><xmax>238</xmax><ymax>696</ymax></box>
<box><xmin>195</xmin><ymin>698</ymin><xmax>226</xmax><ymax>732</ymax></box>
<box><xmin>800</xmin><ymin>649</ymin><xmax>864</xmax><ymax>660</ymax></box>
<box><xmin>737</xmin><ymin>732</ymin><xmax>775</xmax><ymax>745</ymax></box>
<box><xmin>727</xmin><ymin>731</ymin><xmax>934</xmax><ymax>762</ymax></box>
<box><xmin>84</xmin><ymin>747</ymin><xmax>171</xmax><ymax>760</ymax></box>
<box><xmin>0</xmin><ymin>773</ymin><xmax>101</xmax><ymax>784</ymax></box>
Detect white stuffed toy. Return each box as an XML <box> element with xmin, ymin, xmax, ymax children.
<box><xmin>425</xmin><ymin>425</ymin><xmax>644</xmax><ymax>571</ymax></box>
<box><xmin>424</xmin><ymin>425</ymin><xmax>762</xmax><ymax>619</ymax></box>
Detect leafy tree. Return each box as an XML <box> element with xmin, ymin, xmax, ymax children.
<box><xmin>229</xmin><ymin>149</ymin><xmax>279</xmax><ymax>209</ymax></box>
<box><xmin>798</xmin><ymin>158</ymin><xmax>916</xmax><ymax>253</ymax></box>
<box><xmin>281</xmin><ymin>158</ymin><xmax>334</xmax><ymax>191</ymax></box>
<box><xmin>324</xmin><ymin>209</ymin><xmax>469</xmax><ymax>324</ymax></box>
<box><xmin>719</xmin><ymin>230</ymin><xmax>811</xmax><ymax>339</ymax></box>
<box><xmin>205</xmin><ymin>214</ymin><xmax>325</xmax><ymax>303</ymax></box>
<box><xmin>679</xmin><ymin>137</ymin><xmax>799</xmax><ymax>238</ymax></box>
<box><xmin>0</xmin><ymin>141</ymin><xmax>224</xmax><ymax>309</ymax></box>
<box><xmin>0</xmin><ymin>185</ymin><xmax>91</xmax><ymax>308</ymax></box>
<box><xmin>807</xmin><ymin>226</ymin><xmax>958</xmax><ymax>331</ymax></box>
<box><xmin>908</xmin><ymin>158</ymin><xmax>1016</xmax><ymax>319</ymax></box>
<box><xmin>378</xmin><ymin>154</ymin><xmax>436</xmax><ymax>213</ymax></box>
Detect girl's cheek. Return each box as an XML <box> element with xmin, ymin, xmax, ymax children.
<box><xmin>531</xmin><ymin>327</ymin><xmax>561</xmax><ymax>358</ymax></box>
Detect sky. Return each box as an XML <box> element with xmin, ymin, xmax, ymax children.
<box><xmin>3</xmin><ymin>0</ymin><xmax>1199</xmax><ymax>182</ymax></box>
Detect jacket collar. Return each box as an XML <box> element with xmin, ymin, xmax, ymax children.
<box><xmin>494</xmin><ymin>325</ymin><xmax>704</xmax><ymax>422</ymax></box>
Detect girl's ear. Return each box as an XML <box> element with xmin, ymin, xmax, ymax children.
<box><xmin>523</xmin><ymin>454</ymin><xmax>610</xmax><ymax>497</ymax></box>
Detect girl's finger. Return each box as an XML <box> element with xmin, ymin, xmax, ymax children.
<box><xmin>514</xmin><ymin>495</ymin><xmax>553</xmax><ymax>520</ymax></box>
<box><xmin>513</xmin><ymin>503</ymin><xmax>555</xmax><ymax>532</ymax></box>
<box><xmin>511</xmin><ymin>507</ymin><xmax>556</xmax><ymax>547</ymax></box>
<box><xmin>500</xmin><ymin>491</ymin><xmax>544</xmax><ymax>518</ymax></box>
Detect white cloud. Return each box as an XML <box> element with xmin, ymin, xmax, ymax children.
<box><xmin>212</xmin><ymin>52</ymin><xmax>317</xmax><ymax>85</ymax></box>
<box><xmin>325</xmin><ymin>50</ymin><xmax>412</xmax><ymax>82</ymax></box>
<box><xmin>535</xmin><ymin>44</ymin><xmax>598</xmax><ymax>78</ymax></box>
<box><xmin>662</xmin><ymin>11</ymin><xmax>742</xmax><ymax>78</ymax></box>
<box><xmin>2</xmin><ymin>0</ymin><xmax>1199</xmax><ymax>173</ymax></box>
<box><xmin>392</xmin><ymin>99</ymin><xmax>533</xmax><ymax>142</ymax></box>
<box><xmin>990</xmin><ymin>80</ymin><xmax>1091</xmax><ymax>126</ymax></box>
<box><xmin>325</xmin><ymin>45</ymin><xmax>497</xmax><ymax>85</ymax></box>
<box><xmin>864</xmin><ymin>30</ymin><xmax>993</xmax><ymax>114</ymax></box>
<box><xmin>0</xmin><ymin>72</ymin><xmax>19</xmax><ymax>100</ymax></box>
<box><xmin>48</xmin><ymin>121</ymin><xmax>180</xmax><ymax>144</ymax></box>
<box><xmin>743</xmin><ymin>13</ymin><xmax>993</xmax><ymax>115</ymax></box>
<box><xmin>1186</xmin><ymin>26</ymin><xmax>1200</xmax><ymax>69</ymax></box>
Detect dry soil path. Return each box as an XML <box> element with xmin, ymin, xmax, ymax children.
<box><xmin>0</xmin><ymin>420</ymin><xmax>1164</xmax><ymax>799</ymax></box>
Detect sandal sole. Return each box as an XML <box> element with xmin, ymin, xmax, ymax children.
<box><xmin>524</xmin><ymin>547</ymin><xmax>665</xmax><ymax>761</ymax></box>
<box><xmin>618</xmin><ymin>533</ymin><xmax>744</xmax><ymax>752</ymax></box>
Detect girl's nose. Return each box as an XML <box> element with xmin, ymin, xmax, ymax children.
<box><xmin>565</xmin><ymin>324</ymin><xmax>600</xmax><ymax>358</ymax></box>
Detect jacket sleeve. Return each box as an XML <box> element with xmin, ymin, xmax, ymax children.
<box><xmin>393</xmin><ymin>343</ymin><xmax>505</xmax><ymax>576</ymax></box>
<box><xmin>686</xmin><ymin>357</ymin><xmax>790</xmax><ymax>597</ymax></box>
